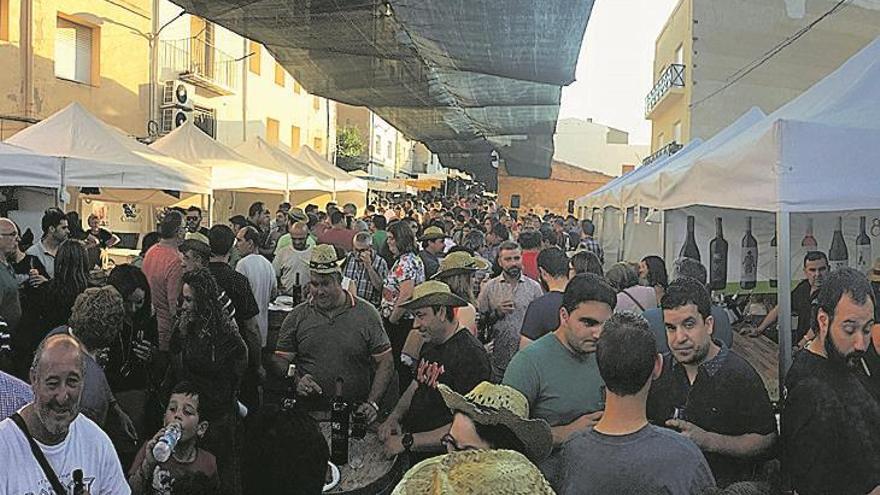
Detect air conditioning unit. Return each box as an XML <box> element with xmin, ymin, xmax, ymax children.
<box><xmin>161</xmin><ymin>107</ymin><xmax>190</xmax><ymax>134</ymax></box>
<box><xmin>162</xmin><ymin>80</ymin><xmax>194</xmax><ymax>110</ymax></box>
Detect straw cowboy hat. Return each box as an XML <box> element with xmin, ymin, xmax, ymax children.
<box><xmin>439</xmin><ymin>382</ymin><xmax>552</xmax><ymax>462</ymax></box>
<box><xmin>392</xmin><ymin>449</ymin><xmax>555</xmax><ymax>495</ymax></box>
<box><xmin>400</xmin><ymin>280</ymin><xmax>468</xmax><ymax>310</ymax></box>
<box><xmin>288</xmin><ymin>207</ymin><xmax>307</xmax><ymax>223</ymax></box>
<box><xmin>308</xmin><ymin>244</ymin><xmax>342</xmax><ymax>274</ymax></box>
<box><xmin>870</xmin><ymin>258</ymin><xmax>880</xmax><ymax>283</ymax></box>
<box><xmin>432</xmin><ymin>251</ymin><xmax>490</xmax><ymax>280</ymax></box>
<box><xmin>419</xmin><ymin>226</ymin><xmax>448</xmax><ymax>242</ymax></box>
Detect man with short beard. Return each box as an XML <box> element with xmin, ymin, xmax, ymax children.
<box><xmin>782</xmin><ymin>268</ymin><xmax>880</xmax><ymax>495</ymax></box>
<box><xmin>646</xmin><ymin>277</ymin><xmax>776</xmax><ymax>488</ymax></box>
<box><xmin>477</xmin><ymin>241</ymin><xmax>542</xmax><ymax>380</ymax></box>
<box><xmin>0</xmin><ymin>334</ymin><xmax>129</xmax><ymax>493</ymax></box>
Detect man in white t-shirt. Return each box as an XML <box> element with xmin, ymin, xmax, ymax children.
<box><xmin>0</xmin><ymin>333</ymin><xmax>129</xmax><ymax>494</ymax></box>
<box><xmin>236</xmin><ymin>226</ymin><xmax>277</xmax><ymax>347</ymax></box>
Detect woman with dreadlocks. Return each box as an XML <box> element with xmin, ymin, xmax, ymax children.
<box><xmin>169</xmin><ymin>267</ymin><xmax>247</xmax><ymax>494</ymax></box>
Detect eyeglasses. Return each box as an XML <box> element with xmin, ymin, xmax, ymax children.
<box><xmin>0</xmin><ymin>232</ymin><xmax>17</xmax><ymax>237</ymax></box>
<box><xmin>440</xmin><ymin>433</ymin><xmax>479</xmax><ymax>452</ymax></box>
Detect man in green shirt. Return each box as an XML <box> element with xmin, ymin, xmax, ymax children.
<box><xmin>502</xmin><ymin>273</ymin><xmax>616</xmax><ymax>484</ymax></box>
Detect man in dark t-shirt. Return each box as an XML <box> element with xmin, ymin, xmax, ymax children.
<box><xmin>781</xmin><ymin>268</ymin><xmax>880</xmax><ymax>495</ymax></box>
<box><xmin>378</xmin><ymin>281</ymin><xmax>490</xmax><ymax>461</ymax></box>
<box><xmin>520</xmin><ymin>247</ymin><xmax>570</xmax><ymax>348</ymax></box>
<box><xmin>749</xmin><ymin>251</ymin><xmax>828</xmax><ymax>345</ymax></box>
<box><xmin>647</xmin><ymin>278</ymin><xmax>776</xmax><ymax>488</ymax></box>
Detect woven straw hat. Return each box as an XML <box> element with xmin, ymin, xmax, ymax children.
<box><xmin>419</xmin><ymin>226</ymin><xmax>448</xmax><ymax>241</ymax></box>
<box><xmin>439</xmin><ymin>382</ymin><xmax>552</xmax><ymax>462</ymax></box>
<box><xmin>308</xmin><ymin>244</ymin><xmax>342</xmax><ymax>274</ymax></box>
<box><xmin>400</xmin><ymin>280</ymin><xmax>468</xmax><ymax>310</ymax></box>
<box><xmin>392</xmin><ymin>449</ymin><xmax>555</xmax><ymax>495</ymax></box>
<box><xmin>432</xmin><ymin>251</ymin><xmax>490</xmax><ymax>280</ymax></box>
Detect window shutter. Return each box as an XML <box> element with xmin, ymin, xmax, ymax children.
<box><xmin>55</xmin><ymin>17</ymin><xmax>91</xmax><ymax>84</ymax></box>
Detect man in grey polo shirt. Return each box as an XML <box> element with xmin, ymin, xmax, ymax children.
<box><xmin>25</xmin><ymin>207</ymin><xmax>69</xmax><ymax>279</ymax></box>
<box><xmin>272</xmin><ymin>245</ymin><xmax>394</xmax><ymax>423</ymax></box>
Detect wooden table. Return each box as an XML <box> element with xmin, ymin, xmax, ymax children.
<box><xmin>319</xmin><ymin>422</ymin><xmax>403</xmax><ymax>494</ymax></box>
<box><xmin>732</xmin><ymin>332</ymin><xmax>780</xmax><ymax>402</ymax></box>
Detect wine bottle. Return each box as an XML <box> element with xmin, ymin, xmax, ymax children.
<box><xmin>769</xmin><ymin>234</ymin><xmax>778</xmax><ymax>288</ymax></box>
<box><xmin>282</xmin><ymin>364</ymin><xmax>297</xmax><ymax>410</ymax></box>
<box><xmin>708</xmin><ymin>218</ymin><xmax>728</xmax><ymax>291</ymax></box>
<box><xmin>680</xmin><ymin>215</ymin><xmax>701</xmax><ymax>262</ymax></box>
<box><xmin>741</xmin><ymin>217</ymin><xmax>758</xmax><ymax>290</ymax></box>
<box><xmin>829</xmin><ymin>217</ymin><xmax>849</xmax><ymax>271</ymax></box>
<box><xmin>330</xmin><ymin>377</ymin><xmax>350</xmax><ymax>465</ymax></box>
<box><xmin>802</xmin><ymin>218</ymin><xmax>818</xmax><ymax>249</ymax></box>
<box><xmin>856</xmin><ymin>216</ymin><xmax>871</xmax><ymax>275</ymax></box>
<box><xmin>73</xmin><ymin>469</ymin><xmax>85</xmax><ymax>495</ymax></box>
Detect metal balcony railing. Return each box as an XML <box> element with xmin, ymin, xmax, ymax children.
<box><xmin>642</xmin><ymin>141</ymin><xmax>683</xmax><ymax>166</ymax></box>
<box><xmin>161</xmin><ymin>39</ymin><xmax>239</xmax><ymax>94</ymax></box>
<box><xmin>645</xmin><ymin>64</ymin><xmax>685</xmax><ymax>116</ymax></box>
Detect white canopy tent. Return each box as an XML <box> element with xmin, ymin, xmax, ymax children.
<box><xmin>0</xmin><ymin>142</ymin><xmax>63</xmax><ymax>188</ymax></box>
<box><xmin>152</xmin><ymin>121</ymin><xmax>288</xmax><ymax>194</ymax></box>
<box><xmin>295</xmin><ymin>145</ymin><xmax>368</xmax><ymax>194</ymax></box>
<box><xmin>6</xmin><ymin>103</ymin><xmax>211</xmax><ymax>199</ymax></box>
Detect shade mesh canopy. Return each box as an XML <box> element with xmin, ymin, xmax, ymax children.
<box><xmin>168</xmin><ymin>0</ymin><xmax>595</xmax><ymax>178</ymax></box>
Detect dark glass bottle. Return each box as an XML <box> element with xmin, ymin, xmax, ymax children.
<box><xmin>73</xmin><ymin>469</ymin><xmax>85</xmax><ymax>495</ymax></box>
<box><xmin>769</xmin><ymin>234</ymin><xmax>778</xmax><ymax>288</ymax></box>
<box><xmin>708</xmin><ymin>217</ymin><xmax>728</xmax><ymax>291</ymax></box>
<box><xmin>680</xmin><ymin>215</ymin><xmax>701</xmax><ymax>262</ymax></box>
<box><xmin>829</xmin><ymin>216</ymin><xmax>849</xmax><ymax>271</ymax></box>
<box><xmin>330</xmin><ymin>377</ymin><xmax>350</xmax><ymax>465</ymax></box>
<box><xmin>856</xmin><ymin>216</ymin><xmax>871</xmax><ymax>275</ymax></box>
<box><xmin>740</xmin><ymin>217</ymin><xmax>758</xmax><ymax>290</ymax></box>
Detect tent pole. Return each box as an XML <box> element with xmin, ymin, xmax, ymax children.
<box><xmin>618</xmin><ymin>208</ymin><xmax>626</xmax><ymax>262</ymax></box>
<box><xmin>207</xmin><ymin>194</ymin><xmax>213</xmax><ymax>227</ymax></box>
<box><xmin>777</xmin><ymin>210</ymin><xmax>793</xmax><ymax>389</ymax></box>
<box><xmin>660</xmin><ymin>209</ymin><xmax>667</xmax><ymax>260</ymax></box>
<box><xmin>58</xmin><ymin>157</ymin><xmax>67</xmax><ymax>210</ymax></box>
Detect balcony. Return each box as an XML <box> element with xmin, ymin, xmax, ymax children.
<box><xmin>642</xmin><ymin>141</ymin><xmax>683</xmax><ymax>166</ymax></box>
<box><xmin>161</xmin><ymin>39</ymin><xmax>239</xmax><ymax>95</ymax></box>
<box><xmin>645</xmin><ymin>64</ymin><xmax>685</xmax><ymax>118</ymax></box>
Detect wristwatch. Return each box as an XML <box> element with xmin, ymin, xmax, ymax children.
<box><xmin>401</xmin><ymin>432</ymin><xmax>414</xmax><ymax>452</ymax></box>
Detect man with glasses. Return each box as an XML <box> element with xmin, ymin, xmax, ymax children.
<box><xmin>273</xmin><ymin>221</ymin><xmax>313</xmax><ymax>299</ymax></box>
<box><xmin>185</xmin><ymin>206</ymin><xmax>211</xmax><ymax>238</ymax></box>
<box><xmin>0</xmin><ymin>218</ymin><xmax>21</xmax><ymax>341</ymax></box>
<box><xmin>341</xmin><ymin>232</ymin><xmax>388</xmax><ymax>308</ymax></box>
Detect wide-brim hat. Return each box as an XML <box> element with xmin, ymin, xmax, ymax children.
<box><xmin>309</xmin><ymin>244</ymin><xmax>342</xmax><ymax>274</ymax></box>
<box><xmin>418</xmin><ymin>226</ymin><xmax>448</xmax><ymax>241</ymax></box>
<box><xmin>870</xmin><ymin>258</ymin><xmax>880</xmax><ymax>283</ymax></box>
<box><xmin>400</xmin><ymin>280</ymin><xmax>468</xmax><ymax>310</ymax></box>
<box><xmin>288</xmin><ymin>207</ymin><xmax>307</xmax><ymax>223</ymax></box>
<box><xmin>432</xmin><ymin>251</ymin><xmax>490</xmax><ymax>280</ymax></box>
<box><xmin>392</xmin><ymin>449</ymin><xmax>554</xmax><ymax>495</ymax></box>
<box><xmin>439</xmin><ymin>382</ymin><xmax>552</xmax><ymax>462</ymax></box>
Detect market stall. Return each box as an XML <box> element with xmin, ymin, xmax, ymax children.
<box><xmin>295</xmin><ymin>145</ymin><xmax>368</xmax><ymax>210</ymax></box>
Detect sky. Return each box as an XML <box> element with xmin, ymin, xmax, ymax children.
<box><xmin>559</xmin><ymin>0</ymin><xmax>681</xmax><ymax>145</ymax></box>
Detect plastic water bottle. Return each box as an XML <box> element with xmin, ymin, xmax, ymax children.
<box><xmin>152</xmin><ymin>423</ymin><xmax>182</xmax><ymax>463</ymax></box>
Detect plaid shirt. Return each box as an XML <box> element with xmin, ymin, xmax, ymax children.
<box><xmin>0</xmin><ymin>370</ymin><xmax>33</xmax><ymax>420</ymax></box>
<box><xmin>579</xmin><ymin>236</ymin><xmax>605</xmax><ymax>264</ymax></box>
<box><xmin>342</xmin><ymin>250</ymin><xmax>388</xmax><ymax>307</ymax></box>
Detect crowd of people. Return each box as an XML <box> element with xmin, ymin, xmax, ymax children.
<box><xmin>0</xmin><ymin>194</ymin><xmax>879</xmax><ymax>495</ymax></box>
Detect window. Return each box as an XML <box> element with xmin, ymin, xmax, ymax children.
<box><xmin>266</xmin><ymin>118</ymin><xmax>280</xmax><ymax>146</ymax></box>
<box><xmin>193</xmin><ymin>105</ymin><xmax>216</xmax><ymax>138</ymax></box>
<box><xmin>567</xmin><ymin>200</ymin><xmax>575</xmax><ymax>214</ymax></box>
<box><xmin>386</xmin><ymin>142</ymin><xmax>393</xmax><ymax>160</ymax></box>
<box><xmin>274</xmin><ymin>62</ymin><xmax>285</xmax><ymax>86</ymax></box>
<box><xmin>55</xmin><ymin>16</ymin><xmax>96</xmax><ymax>84</ymax></box>
<box><xmin>248</xmin><ymin>40</ymin><xmax>261</xmax><ymax>74</ymax></box>
<box><xmin>293</xmin><ymin>80</ymin><xmax>302</xmax><ymax>94</ymax></box>
<box><xmin>510</xmin><ymin>195</ymin><xmax>521</xmax><ymax>209</ymax></box>
<box><xmin>313</xmin><ymin>137</ymin><xmax>323</xmax><ymax>154</ymax></box>
<box><xmin>290</xmin><ymin>126</ymin><xmax>301</xmax><ymax>152</ymax></box>
<box><xmin>1</xmin><ymin>0</ymin><xmax>9</xmax><ymax>42</ymax></box>
<box><xmin>313</xmin><ymin>96</ymin><xmax>320</xmax><ymax>111</ymax></box>
<box><xmin>673</xmin><ymin>121</ymin><xmax>682</xmax><ymax>144</ymax></box>
<box><xmin>657</xmin><ymin>132</ymin><xmax>665</xmax><ymax>147</ymax></box>
<box><xmin>675</xmin><ymin>43</ymin><xmax>684</xmax><ymax>65</ymax></box>
<box><xmin>374</xmin><ymin>136</ymin><xmax>381</xmax><ymax>158</ymax></box>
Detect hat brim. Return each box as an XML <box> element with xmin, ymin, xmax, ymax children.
<box><xmin>439</xmin><ymin>385</ymin><xmax>552</xmax><ymax>462</ymax></box>
<box><xmin>870</xmin><ymin>270</ymin><xmax>880</xmax><ymax>283</ymax></box>
<box><xmin>418</xmin><ymin>233</ymin><xmax>448</xmax><ymax>241</ymax></box>
<box><xmin>400</xmin><ymin>292</ymin><xmax>468</xmax><ymax>310</ymax></box>
<box><xmin>432</xmin><ymin>258</ymin><xmax>491</xmax><ymax>280</ymax></box>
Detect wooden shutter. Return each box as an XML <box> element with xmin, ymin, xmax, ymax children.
<box><xmin>55</xmin><ymin>17</ymin><xmax>92</xmax><ymax>84</ymax></box>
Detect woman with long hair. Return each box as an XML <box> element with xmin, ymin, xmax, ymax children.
<box><xmin>381</xmin><ymin>220</ymin><xmax>425</xmax><ymax>387</ymax></box>
<box><xmin>171</xmin><ymin>267</ymin><xmax>247</xmax><ymax>494</ymax></box>
<box><xmin>606</xmin><ymin>262</ymin><xmax>658</xmax><ymax>313</ymax></box>
<box><xmin>106</xmin><ymin>264</ymin><xmax>160</xmax><ymax>462</ymax></box>
<box><xmin>639</xmin><ymin>255</ymin><xmax>669</xmax><ymax>302</ymax></box>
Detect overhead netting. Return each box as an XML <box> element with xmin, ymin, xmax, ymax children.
<box><xmin>170</xmin><ymin>0</ymin><xmax>595</xmax><ymax>178</ymax></box>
